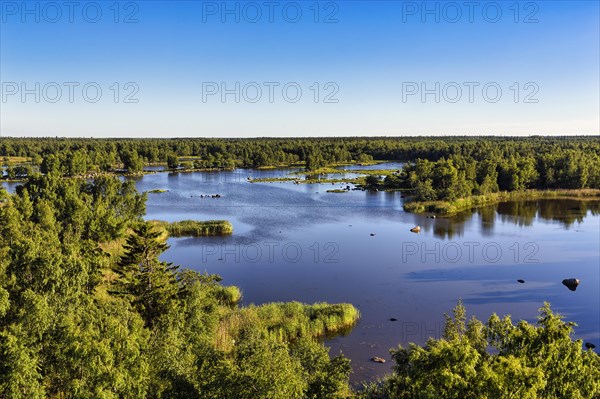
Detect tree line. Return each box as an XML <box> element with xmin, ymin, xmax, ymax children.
<box><xmin>1</xmin><ymin>137</ymin><xmax>599</xmax><ymax>182</ymax></box>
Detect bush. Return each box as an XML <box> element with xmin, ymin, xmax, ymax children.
<box><xmin>360</xmin><ymin>301</ymin><xmax>600</xmax><ymax>399</ymax></box>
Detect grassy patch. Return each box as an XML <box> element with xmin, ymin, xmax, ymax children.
<box><xmin>151</xmin><ymin>219</ymin><xmax>233</xmax><ymax>237</ymax></box>
<box><xmin>250</xmin><ymin>176</ymin><xmax>364</xmax><ymax>185</ymax></box>
<box><xmin>250</xmin><ymin>177</ymin><xmax>298</xmax><ymax>183</ymax></box>
<box><xmin>292</xmin><ymin>167</ymin><xmax>398</xmax><ymax>176</ymax></box>
<box><xmin>215</xmin><ymin>302</ymin><xmax>360</xmax><ymax>352</ymax></box>
<box><xmin>403</xmin><ymin>189</ymin><xmax>600</xmax><ymax>216</ymax></box>
<box><xmin>2</xmin><ymin>156</ymin><xmax>32</xmax><ymax>166</ymax></box>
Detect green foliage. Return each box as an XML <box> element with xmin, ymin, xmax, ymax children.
<box><xmin>167</xmin><ymin>154</ymin><xmax>179</xmax><ymax>169</ymax></box>
<box><xmin>2</xmin><ymin>137</ymin><xmax>599</xmax><ymax>194</ymax></box>
<box><xmin>121</xmin><ymin>149</ymin><xmax>143</xmax><ymax>173</ymax></box>
<box><xmin>306</xmin><ymin>151</ymin><xmax>327</xmax><ymax>171</ymax></box>
<box><xmin>360</xmin><ymin>301</ymin><xmax>600</xmax><ymax>399</ymax></box>
<box><xmin>114</xmin><ymin>223</ymin><xmax>180</xmax><ymax>327</ymax></box>
<box><xmin>2</xmin><ymin>136</ymin><xmax>599</xmax><ymax>398</ymax></box>
<box><xmin>152</xmin><ymin>219</ymin><xmax>234</xmax><ymax>237</ymax></box>
<box><xmin>403</xmin><ymin>189</ymin><xmax>600</xmax><ymax>216</ymax></box>
<box><xmin>0</xmin><ymin>177</ymin><xmax>357</xmax><ymax>398</ymax></box>
<box><xmin>364</xmin><ymin>175</ymin><xmax>382</xmax><ymax>189</ymax></box>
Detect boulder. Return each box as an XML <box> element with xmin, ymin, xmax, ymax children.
<box><xmin>562</xmin><ymin>278</ymin><xmax>580</xmax><ymax>291</ymax></box>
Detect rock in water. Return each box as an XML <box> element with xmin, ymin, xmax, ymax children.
<box><xmin>410</xmin><ymin>226</ymin><xmax>421</xmax><ymax>233</ymax></box>
<box><xmin>372</xmin><ymin>357</ymin><xmax>386</xmax><ymax>363</ymax></box>
<box><xmin>370</xmin><ymin>233</ymin><xmax>376</xmax><ymax>236</ymax></box>
<box><xmin>562</xmin><ymin>278</ymin><xmax>580</xmax><ymax>291</ymax></box>
<box><xmin>585</xmin><ymin>342</ymin><xmax>596</xmax><ymax>350</ymax></box>
<box><xmin>389</xmin><ymin>318</ymin><xmax>398</xmax><ymax>322</ymax></box>
<box><xmin>517</xmin><ymin>279</ymin><xmax>525</xmax><ymax>284</ymax></box>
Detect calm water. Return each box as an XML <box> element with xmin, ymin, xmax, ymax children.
<box><xmin>5</xmin><ymin>169</ymin><xmax>599</xmax><ymax>383</ymax></box>
<box><xmin>1</xmin><ymin>181</ymin><xmax>23</xmax><ymax>194</ymax></box>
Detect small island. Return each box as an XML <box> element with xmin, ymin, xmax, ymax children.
<box><xmin>151</xmin><ymin>220</ymin><xmax>234</xmax><ymax>237</ymax></box>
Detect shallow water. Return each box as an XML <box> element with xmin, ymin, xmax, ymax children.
<box><xmin>133</xmin><ymin>169</ymin><xmax>600</xmax><ymax>383</ymax></box>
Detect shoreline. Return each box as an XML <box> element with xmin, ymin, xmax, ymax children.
<box><xmin>402</xmin><ymin>189</ymin><xmax>600</xmax><ymax>216</ymax></box>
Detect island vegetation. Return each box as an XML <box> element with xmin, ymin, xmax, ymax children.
<box><xmin>2</xmin><ymin>136</ymin><xmax>599</xmax><ymax>214</ymax></box>
<box><xmin>151</xmin><ymin>219</ymin><xmax>234</xmax><ymax>237</ymax></box>
<box><xmin>402</xmin><ymin>188</ymin><xmax>600</xmax><ymax>215</ymax></box>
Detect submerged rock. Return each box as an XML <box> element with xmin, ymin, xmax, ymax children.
<box><xmin>372</xmin><ymin>357</ymin><xmax>386</xmax><ymax>363</ymax></box>
<box><xmin>410</xmin><ymin>226</ymin><xmax>421</xmax><ymax>233</ymax></box>
<box><xmin>562</xmin><ymin>278</ymin><xmax>580</xmax><ymax>291</ymax></box>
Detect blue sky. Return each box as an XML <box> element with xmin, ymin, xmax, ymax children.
<box><xmin>0</xmin><ymin>0</ymin><xmax>598</xmax><ymax>137</ymax></box>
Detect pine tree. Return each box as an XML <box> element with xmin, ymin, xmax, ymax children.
<box><xmin>114</xmin><ymin>223</ymin><xmax>180</xmax><ymax>327</ymax></box>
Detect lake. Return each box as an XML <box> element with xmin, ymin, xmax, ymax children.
<box><xmin>4</xmin><ymin>168</ymin><xmax>600</xmax><ymax>383</ymax></box>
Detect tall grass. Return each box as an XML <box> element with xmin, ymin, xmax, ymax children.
<box><xmin>151</xmin><ymin>220</ymin><xmax>233</xmax><ymax>237</ymax></box>
<box><xmin>215</xmin><ymin>302</ymin><xmax>360</xmax><ymax>351</ymax></box>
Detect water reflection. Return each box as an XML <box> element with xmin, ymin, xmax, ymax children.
<box><xmin>426</xmin><ymin>200</ymin><xmax>600</xmax><ymax>239</ymax></box>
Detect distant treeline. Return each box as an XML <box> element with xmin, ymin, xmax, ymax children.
<box><xmin>1</xmin><ymin>137</ymin><xmax>600</xmax><ymax>199</ymax></box>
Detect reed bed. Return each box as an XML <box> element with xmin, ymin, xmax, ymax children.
<box><xmin>215</xmin><ymin>302</ymin><xmax>360</xmax><ymax>351</ymax></box>
<box><xmin>151</xmin><ymin>220</ymin><xmax>233</xmax><ymax>237</ymax></box>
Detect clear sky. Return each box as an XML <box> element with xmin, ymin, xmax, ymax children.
<box><xmin>0</xmin><ymin>0</ymin><xmax>598</xmax><ymax>137</ymax></box>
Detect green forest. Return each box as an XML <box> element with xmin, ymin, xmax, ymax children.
<box><xmin>0</xmin><ymin>173</ymin><xmax>359</xmax><ymax>398</ymax></box>
<box><xmin>1</xmin><ymin>137</ymin><xmax>599</xmax><ymax>398</ymax></box>
<box><xmin>2</xmin><ymin>137</ymin><xmax>600</xmax><ymax>210</ymax></box>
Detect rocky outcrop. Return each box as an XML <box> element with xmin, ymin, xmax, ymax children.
<box><xmin>562</xmin><ymin>278</ymin><xmax>580</xmax><ymax>291</ymax></box>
